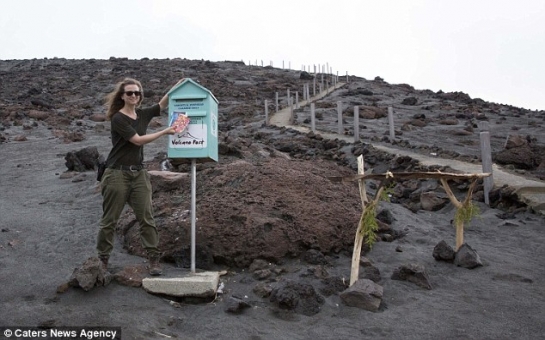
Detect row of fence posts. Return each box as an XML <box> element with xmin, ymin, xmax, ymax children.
<box><xmin>264</xmin><ymin>76</ymin><xmax>340</xmax><ymax>125</ymax></box>
<box><xmin>246</xmin><ymin>58</ymin><xmax>350</xmax><ymax>93</ymax></box>
<box><xmin>247</xmin><ymin>59</ymin><xmax>348</xmax><ymax>78</ymax></box>
<box><xmin>264</xmin><ymin>92</ymin><xmax>494</xmax><ymax>205</ymax></box>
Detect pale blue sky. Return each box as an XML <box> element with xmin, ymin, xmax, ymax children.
<box><xmin>1</xmin><ymin>0</ymin><xmax>544</xmax><ymax>110</ymax></box>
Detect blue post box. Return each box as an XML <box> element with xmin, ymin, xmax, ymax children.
<box><xmin>167</xmin><ymin>78</ymin><xmax>219</xmax><ymax>162</ymax></box>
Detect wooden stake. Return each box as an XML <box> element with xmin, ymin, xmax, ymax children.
<box><xmin>440</xmin><ymin>178</ymin><xmax>464</xmax><ymax>250</ymax></box>
<box><xmin>350</xmin><ymin>155</ymin><xmax>367</xmax><ymax>286</ymax></box>
<box><xmin>440</xmin><ymin>178</ymin><xmax>478</xmax><ymax>251</ymax></box>
<box><xmin>350</xmin><ymin>178</ymin><xmax>387</xmax><ymax>286</ymax></box>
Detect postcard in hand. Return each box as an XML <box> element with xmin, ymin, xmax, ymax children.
<box><xmin>170</xmin><ymin>112</ymin><xmax>190</xmax><ymax>133</ymax></box>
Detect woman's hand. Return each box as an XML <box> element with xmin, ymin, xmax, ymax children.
<box><xmin>159</xmin><ymin>78</ymin><xmax>186</xmax><ymax>110</ymax></box>
<box><xmin>171</xmin><ymin>78</ymin><xmax>185</xmax><ymax>90</ymax></box>
<box><xmin>164</xmin><ymin>126</ymin><xmax>177</xmax><ymax>135</ymax></box>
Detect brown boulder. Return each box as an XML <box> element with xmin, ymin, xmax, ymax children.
<box><xmin>420</xmin><ymin>192</ymin><xmax>449</xmax><ymax>211</ymax></box>
<box><xmin>114</xmin><ymin>264</ymin><xmax>148</xmax><ymax>287</ymax></box>
<box><xmin>28</xmin><ymin>110</ymin><xmax>49</xmax><ymax>120</ymax></box>
<box><xmin>358</xmin><ymin>106</ymin><xmax>387</xmax><ymax>119</ymax></box>
<box><xmin>409</xmin><ymin>119</ymin><xmax>427</xmax><ymax>127</ymax></box>
<box><xmin>493</xmin><ymin>145</ymin><xmax>536</xmax><ymax>169</ymax></box>
<box><xmin>439</xmin><ymin>118</ymin><xmax>459</xmax><ymax>125</ymax></box>
<box><xmin>67</xmin><ymin>257</ymin><xmax>112</xmax><ymax>291</ymax></box>
<box><xmin>504</xmin><ymin>134</ymin><xmax>528</xmax><ymax>149</ymax></box>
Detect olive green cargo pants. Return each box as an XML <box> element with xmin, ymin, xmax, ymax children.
<box><xmin>97</xmin><ymin>168</ymin><xmax>160</xmax><ymax>257</ymax></box>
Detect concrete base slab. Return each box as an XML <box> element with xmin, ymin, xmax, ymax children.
<box><xmin>142</xmin><ymin>271</ymin><xmax>220</xmax><ymax>298</ymax></box>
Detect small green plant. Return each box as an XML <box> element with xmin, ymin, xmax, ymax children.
<box><xmin>359</xmin><ymin>181</ymin><xmax>395</xmax><ymax>248</ymax></box>
<box><xmin>454</xmin><ymin>200</ymin><xmax>480</xmax><ymax>226</ymax></box>
<box><xmin>379</xmin><ymin>182</ymin><xmax>395</xmax><ymax>202</ymax></box>
<box><xmin>359</xmin><ymin>200</ymin><xmax>379</xmax><ymax>248</ymax></box>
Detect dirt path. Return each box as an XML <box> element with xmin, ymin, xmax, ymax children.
<box><xmin>269</xmin><ymin>84</ymin><xmax>545</xmax><ymax>216</ymax></box>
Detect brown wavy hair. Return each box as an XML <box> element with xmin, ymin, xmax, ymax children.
<box><xmin>104</xmin><ymin>78</ymin><xmax>144</xmax><ymax>120</ymax></box>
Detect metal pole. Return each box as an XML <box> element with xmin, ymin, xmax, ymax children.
<box><xmin>337</xmin><ymin>101</ymin><xmax>343</xmax><ymax>134</ymax></box>
<box><xmin>287</xmin><ymin>89</ymin><xmax>290</xmax><ymax>103</ymax></box>
<box><xmin>289</xmin><ymin>97</ymin><xmax>294</xmax><ymax>124</ymax></box>
<box><xmin>265</xmin><ymin>100</ymin><xmax>269</xmax><ymax>125</ymax></box>
<box><xmin>354</xmin><ymin>106</ymin><xmax>360</xmax><ymax>142</ymax></box>
<box><xmin>388</xmin><ymin>106</ymin><xmax>395</xmax><ymax>142</ymax></box>
<box><xmin>321</xmin><ymin>74</ymin><xmax>324</xmax><ymax>92</ymax></box>
<box><xmin>190</xmin><ymin>158</ymin><xmax>197</xmax><ymax>273</ymax></box>
<box><xmin>479</xmin><ymin>122</ymin><xmax>493</xmax><ymax>205</ymax></box>
<box><xmin>311</xmin><ymin>103</ymin><xmax>316</xmax><ymax>133</ymax></box>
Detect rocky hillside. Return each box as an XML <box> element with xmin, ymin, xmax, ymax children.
<box><xmin>0</xmin><ymin>57</ymin><xmax>541</xmax><ymax>267</ymax></box>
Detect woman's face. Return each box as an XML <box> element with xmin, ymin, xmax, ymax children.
<box><xmin>121</xmin><ymin>84</ymin><xmax>141</xmax><ymax>105</ymax></box>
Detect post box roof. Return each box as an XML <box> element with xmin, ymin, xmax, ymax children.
<box><xmin>167</xmin><ymin>78</ymin><xmax>219</xmax><ymax>104</ymax></box>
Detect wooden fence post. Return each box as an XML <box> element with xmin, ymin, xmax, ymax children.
<box><xmin>350</xmin><ymin>155</ymin><xmax>367</xmax><ymax>286</ymax></box>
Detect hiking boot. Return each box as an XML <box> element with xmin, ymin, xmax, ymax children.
<box><xmin>99</xmin><ymin>255</ymin><xmax>109</xmax><ymax>269</ymax></box>
<box><xmin>148</xmin><ymin>256</ymin><xmax>162</xmax><ymax>276</ymax></box>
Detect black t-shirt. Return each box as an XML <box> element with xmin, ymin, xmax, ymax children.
<box><xmin>106</xmin><ymin>104</ymin><xmax>161</xmax><ymax>167</ymax></box>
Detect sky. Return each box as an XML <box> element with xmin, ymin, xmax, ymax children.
<box><xmin>1</xmin><ymin>0</ymin><xmax>544</xmax><ymax>111</ymax></box>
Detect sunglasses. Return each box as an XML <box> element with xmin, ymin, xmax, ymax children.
<box><xmin>124</xmin><ymin>91</ymin><xmax>142</xmax><ymax>97</ymax></box>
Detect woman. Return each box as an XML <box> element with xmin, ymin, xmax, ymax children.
<box><xmin>97</xmin><ymin>77</ymin><xmax>182</xmax><ymax>275</ymax></box>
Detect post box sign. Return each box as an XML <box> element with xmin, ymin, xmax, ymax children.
<box><xmin>167</xmin><ymin>78</ymin><xmax>219</xmax><ymax>162</ymax></box>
